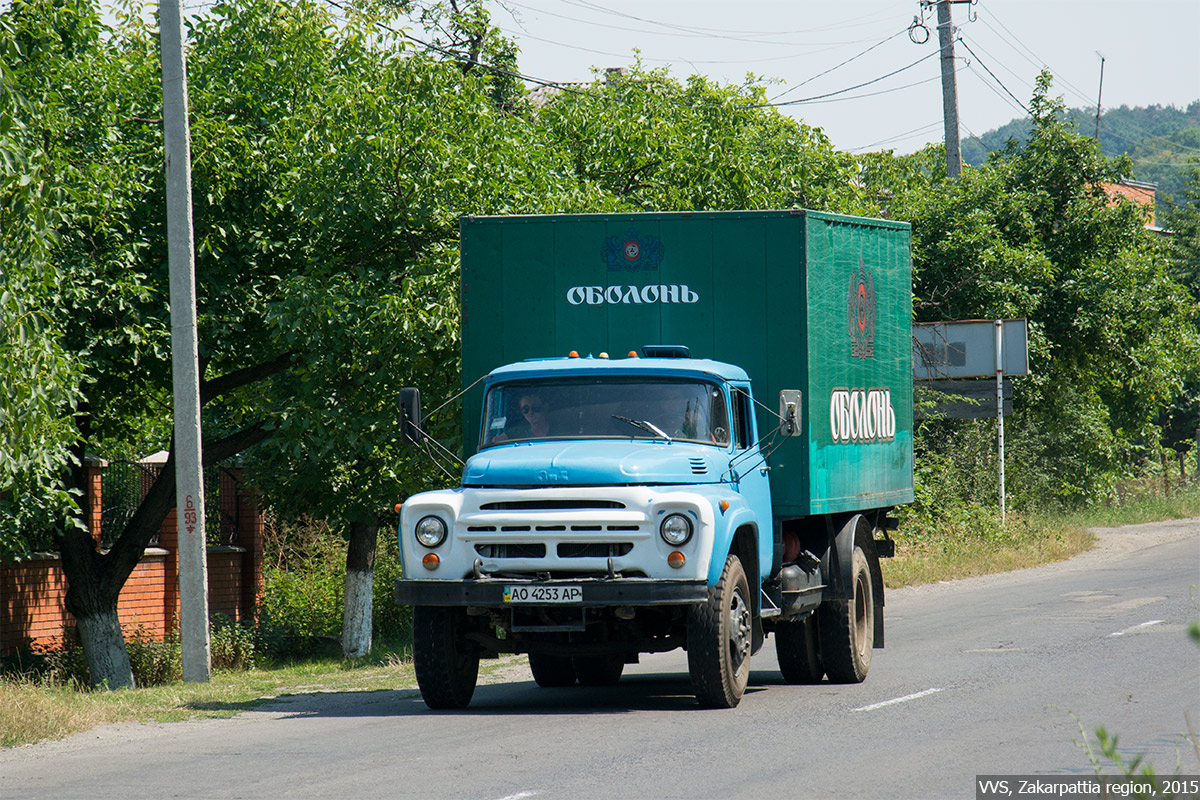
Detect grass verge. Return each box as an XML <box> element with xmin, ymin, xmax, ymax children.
<box><xmin>0</xmin><ymin>647</ymin><xmax>530</xmax><ymax>749</ymax></box>
<box><xmin>884</xmin><ymin>515</ymin><xmax>1095</xmax><ymax>589</ymax></box>
<box><xmin>884</xmin><ymin>484</ymin><xmax>1200</xmax><ymax>588</ymax></box>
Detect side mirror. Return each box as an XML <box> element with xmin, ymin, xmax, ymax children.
<box><xmin>400</xmin><ymin>387</ymin><xmax>422</xmax><ymax>446</ymax></box>
<box><xmin>778</xmin><ymin>390</ymin><xmax>802</xmax><ymax>437</ymax></box>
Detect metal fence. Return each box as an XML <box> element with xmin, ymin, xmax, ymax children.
<box><xmin>99</xmin><ymin>461</ymin><xmax>243</xmax><ymax>550</ymax></box>
<box><xmin>99</xmin><ymin>459</ymin><xmax>163</xmax><ymax>550</ymax></box>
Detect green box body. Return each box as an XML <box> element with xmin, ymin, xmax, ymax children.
<box><xmin>460</xmin><ymin>210</ymin><xmax>914</xmax><ymax>517</ymax></box>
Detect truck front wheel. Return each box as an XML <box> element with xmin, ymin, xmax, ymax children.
<box><xmin>818</xmin><ymin>546</ymin><xmax>873</xmax><ymax>683</ymax></box>
<box><xmin>687</xmin><ymin>554</ymin><xmax>752</xmax><ymax>708</ymax></box>
<box><xmin>413</xmin><ymin>605</ymin><xmax>480</xmax><ymax>709</ymax></box>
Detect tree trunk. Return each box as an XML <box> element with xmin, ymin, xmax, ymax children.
<box><xmin>342</xmin><ymin>517</ymin><xmax>379</xmax><ymax>658</ymax></box>
<box><xmin>76</xmin><ymin>610</ymin><xmax>135</xmax><ymax>689</ymax></box>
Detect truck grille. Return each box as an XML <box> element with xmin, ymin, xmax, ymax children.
<box><xmin>557</xmin><ymin>542</ymin><xmax>634</xmax><ymax>558</ymax></box>
<box><xmin>479</xmin><ymin>500</ymin><xmax>626</xmax><ymax>510</ymax></box>
<box><xmin>474</xmin><ymin>543</ymin><xmax>547</xmax><ymax>559</ymax></box>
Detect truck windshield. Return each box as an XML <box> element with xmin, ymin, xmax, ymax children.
<box><xmin>481</xmin><ymin>377</ymin><xmax>730</xmax><ymax>449</ymax></box>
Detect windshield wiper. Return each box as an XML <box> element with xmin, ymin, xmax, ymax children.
<box><xmin>612</xmin><ymin>414</ymin><xmax>672</xmax><ymax>442</ymax></box>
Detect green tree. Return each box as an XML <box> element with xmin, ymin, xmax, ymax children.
<box><xmin>535</xmin><ymin>64</ymin><xmax>864</xmax><ymax>213</ymax></box>
<box><xmin>0</xmin><ymin>12</ymin><xmax>84</xmax><ymax>560</ymax></box>
<box><xmin>882</xmin><ymin>73</ymin><xmax>1197</xmax><ymax>505</ymax></box>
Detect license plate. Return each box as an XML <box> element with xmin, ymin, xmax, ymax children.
<box><xmin>503</xmin><ymin>585</ymin><xmax>583</xmax><ymax>604</ymax></box>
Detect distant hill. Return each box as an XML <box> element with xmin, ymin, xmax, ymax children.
<box><xmin>961</xmin><ymin>102</ymin><xmax>1200</xmax><ymax>217</ymax></box>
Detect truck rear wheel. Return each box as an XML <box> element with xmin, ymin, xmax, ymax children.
<box><xmin>775</xmin><ymin>614</ymin><xmax>824</xmax><ymax>684</ymax></box>
<box><xmin>413</xmin><ymin>605</ymin><xmax>480</xmax><ymax>709</ymax></box>
<box><xmin>573</xmin><ymin>655</ymin><xmax>624</xmax><ymax>686</ymax></box>
<box><xmin>818</xmin><ymin>546</ymin><xmax>873</xmax><ymax>683</ymax></box>
<box><xmin>528</xmin><ymin>651</ymin><xmax>577</xmax><ymax>687</ymax></box>
<box><xmin>687</xmin><ymin>554</ymin><xmax>752</xmax><ymax>708</ymax></box>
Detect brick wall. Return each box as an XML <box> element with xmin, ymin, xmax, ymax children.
<box><xmin>1</xmin><ymin>468</ymin><xmax>264</xmax><ymax>655</ymax></box>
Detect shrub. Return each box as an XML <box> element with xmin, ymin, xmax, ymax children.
<box><xmin>210</xmin><ymin>613</ymin><xmax>257</xmax><ymax>671</ymax></box>
<box><xmin>125</xmin><ymin>625</ymin><xmax>181</xmax><ymax>686</ymax></box>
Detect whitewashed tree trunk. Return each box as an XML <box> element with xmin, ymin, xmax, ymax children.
<box><xmin>342</xmin><ymin>568</ymin><xmax>374</xmax><ymax>658</ymax></box>
<box><xmin>76</xmin><ymin>610</ymin><xmax>135</xmax><ymax>689</ymax></box>
<box><xmin>342</xmin><ymin>518</ymin><xmax>378</xmax><ymax>658</ymax></box>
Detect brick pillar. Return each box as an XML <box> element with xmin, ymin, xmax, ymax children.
<box><xmin>236</xmin><ymin>478</ymin><xmax>265</xmax><ymax>622</ymax></box>
<box><xmin>83</xmin><ymin>459</ymin><xmax>104</xmax><ymax>547</ymax></box>
<box><xmin>159</xmin><ymin>507</ymin><xmax>180</xmax><ymax>632</ymax></box>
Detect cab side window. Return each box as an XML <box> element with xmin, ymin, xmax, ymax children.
<box><xmin>732</xmin><ymin>387</ymin><xmax>753</xmax><ymax>450</ymax></box>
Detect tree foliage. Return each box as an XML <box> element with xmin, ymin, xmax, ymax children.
<box><xmin>874</xmin><ymin>73</ymin><xmax>1198</xmax><ymax>504</ymax></box>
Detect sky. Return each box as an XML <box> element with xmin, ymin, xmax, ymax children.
<box><xmin>485</xmin><ymin>0</ymin><xmax>1200</xmax><ymax>155</ymax></box>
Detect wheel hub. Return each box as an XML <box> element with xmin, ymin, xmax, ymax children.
<box><xmin>728</xmin><ymin>591</ymin><xmax>751</xmax><ymax>674</ymax></box>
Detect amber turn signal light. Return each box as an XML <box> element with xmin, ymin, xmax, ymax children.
<box><xmin>422</xmin><ymin>553</ymin><xmax>440</xmax><ymax>570</ymax></box>
<box><xmin>667</xmin><ymin>551</ymin><xmax>686</xmax><ymax>569</ymax></box>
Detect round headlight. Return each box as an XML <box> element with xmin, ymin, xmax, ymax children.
<box><xmin>660</xmin><ymin>513</ymin><xmax>693</xmax><ymax>546</ymax></box>
<box><xmin>415</xmin><ymin>515</ymin><xmax>448</xmax><ymax>548</ymax></box>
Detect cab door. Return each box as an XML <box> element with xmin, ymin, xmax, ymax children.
<box><xmin>729</xmin><ymin>382</ymin><xmax>773</xmax><ymax>582</ymax></box>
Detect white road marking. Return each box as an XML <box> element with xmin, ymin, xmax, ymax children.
<box><xmin>852</xmin><ymin>687</ymin><xmax>944</xmax><ymax>712</ymax></box>
<box><xmin>1108</xmin><ymin>620</ymin><xmax>1165</xmax><ymax>637</ymax></box>
<box><xmin>494</xmin><ymin>793</ymin><xmax>540</xmax><ymax>800</ymax></box>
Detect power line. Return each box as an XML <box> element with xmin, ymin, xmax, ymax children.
<box><xmin>1101</xmin><ymin>128</ymin><xmax>1200</xmax><ymax>156</ymax></box>
<box><xmin>503</xmin><ymin>0</ymin><xmax>895</xmax><ymax>47</ymax></box>
<box><xmin>554</xmin><ymin>0</ymin><xmax>896</xmax><ymax>40</ymax></box>
<box><xmin>958</xmin><ymin>38</ymin><xmax>1030</xmax><ymax>114</ymax></box>
<box><xmin>961</xmin><ymin>122</ymin><xmax>993</xmax><ymax>155</ymax></box>
<box><xmin>791</xmin><ymin>68</ymin><xmax>951</xmax><ymax>107</ymax></box>
<box><xmin>319</xmin><ymin>0</ymin><xmax>587</xmax><ymax>95</ymax></box>
<box><xmin>976</xmin><ymin>8</ymin><xmax>1094</xmax><ymax>107</ymax></box>
<box><xmin>758</xmin><ymin>50</ymin><xmax>941</xmax><ymax>108</ymax></box>
<box><xmin>850</xmin><ymin>120</ymin><xmax>943</xmax><ymax>152</ymax></box>
<box><xmin>493</xmin><ymin>22</ymin><xmax>868</xmax><ymax>66</ymax></box>
<box><xmin>770</xmin><ymin>29</ymin><xmax>908</xmax><ymax>103</ymax></box>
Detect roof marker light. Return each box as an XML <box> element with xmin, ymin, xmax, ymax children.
<box><xmin>599</xmin><ymin>352</ymin><xmax>610</xmax><ymax>359</ymax></box>
<box><xmin>568</xmin><ymin>350</ymin><xmax>580</xmax><ymax>358</ymax></box>
<box><xmin>628</xmin><ymin>351</ymin><xmax>638</xmax><ymax>358</ymax></box>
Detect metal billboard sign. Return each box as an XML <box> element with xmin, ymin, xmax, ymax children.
<box><xmin>912</xmin><ymin>319</ymin><xmax>1028</xmax><ymax>380</ymax></box>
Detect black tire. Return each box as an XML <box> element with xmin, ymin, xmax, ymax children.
<box><xmin>818</xmin><ymin>546</ymin><xmax>873</xmax><ymax>683</ymax></box>
<box><xmin>687</xmin><ymin>554</ymin><xmax>752</xmax><ymax>708</ymax></box>
<box><xmin>573</xmin><ymin>655</ymin><xmax>625</xmax><ymax>687</ymax></box>
<box><xmin>528</xmin><ymin>652</ymin><xmax>577</xmax><ymax>687</ymax></box>
<box><xmin>412</xmin><ymin>605</ymin><xmax>480</xmax><ymax>709</ymax></box>
<box><xmin>775</xmin><ymin>613</ymin><xmax>824</xmax><ymax>684</ymax></box>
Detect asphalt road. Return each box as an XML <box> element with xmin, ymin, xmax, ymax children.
<box><xmin>3</xmin><ymin>518</ymin><xmax>1198</xmax><ymax>800</ymax></box>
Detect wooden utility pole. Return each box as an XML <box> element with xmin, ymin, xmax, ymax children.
<box><xmin>1094</xmin><ymin>53</ymin><xmax>1106</xmax><ymax>140</ymax></box>
<box><xmin>160</xmin><ymin>0</ymin><xmax>211</xmax><ymax>682</ymax></box>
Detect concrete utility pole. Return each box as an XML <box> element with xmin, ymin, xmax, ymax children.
<box><xmin>1094</xmin><ymin>52</ymin><xmax>1106</xmax><ymax>140</ymax></box>
<box><xmin>934</xmin><ymin>0</ymin><xmax>962</xmax><ymax>178</ymax></box>
<box><xmin>160</xmin><ymin>0</ymin><xmax>211</xmax><ymax>682</ymax></box>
